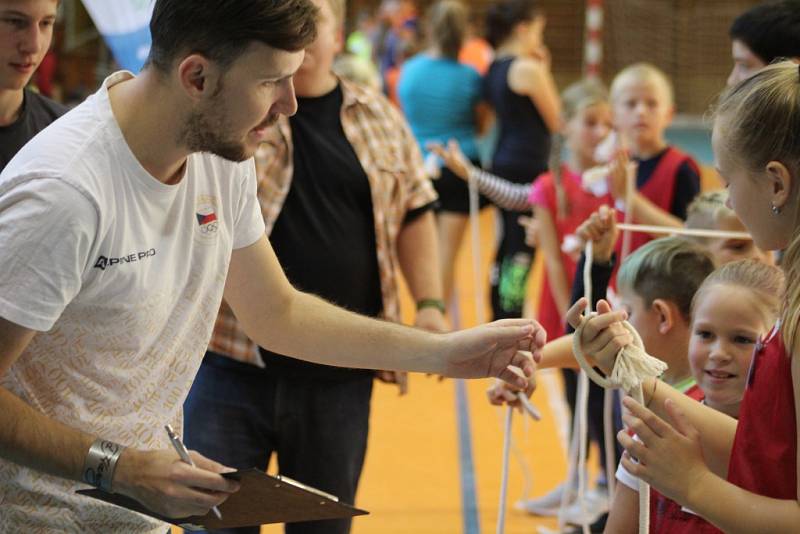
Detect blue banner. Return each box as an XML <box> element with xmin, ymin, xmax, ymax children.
<box><xmin>81</xmin><ymin>0</ymin><xmax>154</xmax><ymax>73</ymax></box>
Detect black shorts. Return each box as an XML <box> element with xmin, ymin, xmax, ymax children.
<box><xmin>434</xmin><ymin>159</ymin><xmax>491</xmax><ymax>214</ymax></box>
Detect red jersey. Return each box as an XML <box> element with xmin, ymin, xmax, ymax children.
<box><xmin>615</xmin><ymin>146</ymin><xmax>699</xmax><ymax>252</ymax></box>
<box><xmin>528</xmin><ymin>165</ymin><xmax>613</xmax><ymax>339</ymax></box>
<box><xmin>650</xmin><ymin>384</ymin><xmax>724</xmax><ymax>533</ymax></box>
<box><xmin>728</xmin><ymin>328</ymin><xmax>797</xmax><ymax>500</ymax></box>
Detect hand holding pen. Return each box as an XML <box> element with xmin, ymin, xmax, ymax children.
<box><xmin>110</xmin><ymin>431</ymin><xmax>241</xmax><ymax>519</ymax></box>
<box><xmin>165</xmin><ymin>424</ymin><xmax>229</xmax><ymax>519</ymax></box>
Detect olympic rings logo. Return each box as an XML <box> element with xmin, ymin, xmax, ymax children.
<box><xmin>199</xmin><ymin>222</ymin><xmax>219</xmax><ymax>234</ymax></box>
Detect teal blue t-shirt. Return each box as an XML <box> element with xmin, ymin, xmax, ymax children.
<box><xmin>397</xmin><ymin>54</ymin><xmax>482</xmax><ymax>160</ymax></box>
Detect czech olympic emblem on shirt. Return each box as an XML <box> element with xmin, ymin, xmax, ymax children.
<box><xmin>195</xmin><ymin>195</ymin><xmax>220</xmax><ymax>242</ymax></box>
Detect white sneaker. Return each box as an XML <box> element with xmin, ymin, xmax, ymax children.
<box><xmin>561</xmin><ymin>486</ymin><xmax>609</xmax><ymax>526</ymax></box>
<box><xmin>514</xmin><ymin>482</ymin><xmax>576</xmax><ymax>516</ymax></box>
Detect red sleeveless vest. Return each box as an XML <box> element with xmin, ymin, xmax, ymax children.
<box><xmin>727</xmin><ymin>328</ymin><xmax>797</xmax><ymax>500</ymax></box>
<box><xmin>618</xmin><ymin>146</ymin><xmax>699</xmax><ymax>253</ymax></box>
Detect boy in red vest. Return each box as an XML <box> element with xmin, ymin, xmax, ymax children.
<box><xmin>606</xmin><ymin>62</ymin><xmax>700</xmax><ymax>254</ymax></box>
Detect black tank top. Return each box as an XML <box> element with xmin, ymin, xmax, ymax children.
<box><xmin>484</xmin><ymin>57</ymin><xmax>551</xmax><ymax>183</ymax></box>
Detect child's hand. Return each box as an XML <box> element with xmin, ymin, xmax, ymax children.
<box><xmin>426</xmin><ymin>140</ymin><xmax>473</xmax><ymax>181</ymax></box>
<box><xmin>486</xmin><ymin>374</ymin><xmax>535</xmax><ymax>412</ymax></box>
<box><xmin>576</xmin><ymin>205</ymin><xmax>619</xmax><ymax>263</ymax></box>
<box><xmin>518</xmin><ymin>215</ymin><xmax>540</xmax><ymax>248</ymax></box>
<box><xmin>608</xmin><ymin>149</ymin><xmax>634</xmax><ymax>200</ymax></box>
<box><xmin>376</xmin><ymin>370</ymin><xmax>409</xmax><ymax>395</ymax></box>
<box><xmin>617</xmin><ymin>397</ymin><xmax>711</xmax><ymax>505</ymax></box>
<box><xmin>566</xmin><ymin>298</ymin><xmax>632</xmax><ymax>374</ymax></box>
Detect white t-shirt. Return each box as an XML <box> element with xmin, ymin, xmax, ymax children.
<box><xmin>0</xmin><ymin>72</ymin><xmax>265</xmax><ymax>533</ymax></box>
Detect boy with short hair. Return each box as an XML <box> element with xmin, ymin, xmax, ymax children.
<box><xmin>607</xmin><ymin>63</ymin><xmax>701</xmax><ymax>245</ymax></box>
<box><xmin>728</xmin><ymin>0</ymin><xmax>800</xmax><ymax>86</ymax></box>
<box><xmin>0</xmin><ymin>0</ymin><xmax>65</xmax><ymax>171</ymax></box>
<box><xmin>615</xmin><ymin>236</ymin><xmax>715</xmax><ymax>391</ymax></box>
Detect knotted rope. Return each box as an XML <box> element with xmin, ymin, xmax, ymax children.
<box><xmin>570</xmin><ymin>240</ymin><xmax>667</xmax><ymax>534</ymax></box>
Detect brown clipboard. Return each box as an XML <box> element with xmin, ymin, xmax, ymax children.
<box><xmin>76</xmin><ymin>468</ymin><xmax>368</xmax><ymax>531</ymax></box>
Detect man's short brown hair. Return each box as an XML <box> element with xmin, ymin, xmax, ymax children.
<box><xmin>147</xmin><ymin>0</ymin><xmax>319</xmax><ymax>72</ymax></box>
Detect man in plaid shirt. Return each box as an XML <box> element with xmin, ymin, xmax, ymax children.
<box><xmin>184</xmin><ymin>0</ymin><xmax>458</xmax><ymax>532</ymax></box>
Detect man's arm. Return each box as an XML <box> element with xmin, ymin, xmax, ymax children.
<box><xmin>397</xmin><ymin>209</ymin><xmax>447</xmax><ymax>332</ymax></box>
<box><xmin>225</xmin><ymin>235</ymin><xmax>542</xmax><ymax>382</ymax></box>
<box><xmin>0</xmin><ymin>319</ymin><xmax>84</xmax><ymax>480</ymax></box>
<box><xmin>0</xmin><ymin>317</ymin><xmax>239</xmax><ymax>518</ymax></box>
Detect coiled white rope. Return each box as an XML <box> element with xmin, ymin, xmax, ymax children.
<box><xmin>571</xmin><ymin>240</ymin><xmax>668</xmax><ymax>534</ymax></box>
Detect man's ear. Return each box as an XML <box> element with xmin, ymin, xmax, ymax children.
<box><xmin>651</xmin><ymin>298</ymin><xmax>675</xmax><ymax>335</ymax></box>
<box><xmin>177</xmin><ymin>54</ymin><xmax>220</xmax><ymax>100</ymax></box>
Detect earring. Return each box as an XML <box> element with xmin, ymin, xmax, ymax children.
<box><xmin>772</xmin><ymin>203</ymin><xmax>782</xmax><ymax>215</ymax></box>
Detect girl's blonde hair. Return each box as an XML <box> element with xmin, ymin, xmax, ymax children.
<box><xmin>686</xmin><ymin>189</ymin><xmax>730</xmax><ymax>227</ymax></box>
<box><xmin>549</xmin><ymin>79</ymin><xmax>609</xmax><ymax>218</ymax></box>
<box><xmin>685</xmin><ymin>189</ymin><xmax>736</xmax><ymax>244</ymax></box>
<box><xmin>691</xmin><ymin>259</ymin><xmax>784</xmax><ymax>332</ymax></box>
<box><xmin>714</xmin><ymin>61</ymin><xmax>800</xmax><ymax>353</ymax></box>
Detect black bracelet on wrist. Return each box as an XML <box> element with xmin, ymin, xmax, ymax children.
<box><xmin>416</xmin><ymin>298</ymin><xmax>446</xmax><ymax>314</ymax></box>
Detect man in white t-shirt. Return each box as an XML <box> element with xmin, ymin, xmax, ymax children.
<box><xmin>0</xmin><ymin>1</ymin><xmax>544</xmax><ymax>532</ymax></box>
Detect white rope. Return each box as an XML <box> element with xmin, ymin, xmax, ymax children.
<box><xmin>617</xmin><ymin>223</ymin><xmax>752</xmax><ymax>240</ymax></box>
<box><xmin>619</xmin><ymin>163</ymin><xmax>635</xmax><ymax>261</ymax></box>
<box><xmin>558</xmin><ymin>381</ymin><xmax>584</xmax><ymax>532</ymax></box>
<box><xmin>497</xmin><ymin>406</ymin><xmax>513</xmax><ymax>534</ymax></box>
<box><xmin>567</xmin><ymin>242</ymin><xmax>594</xmax><ymax>534</ymax></box>
<box><xmin>576</xmin><ymin>370</ymin><xmax>591</xmax><ymax>534</ymax></box>
<box><xmin>572</xmin><ymin>240</ymin><xmax>668</xmax><ymax>534</ymax></box>
<box><xmin>562</xmin><ymin>224</ymin><xmax>752</xmax><ymax>259</ymax></box>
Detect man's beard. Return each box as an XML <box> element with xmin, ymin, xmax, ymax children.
<box><xmin>178</xmin><ymin>96</ymin><xmax>280</xmax><ymax>163</ymax></box>
<box><xmin>179</xmin><ymin>103</ymin><xmax>249</xmax><ymax>163</ymax></box>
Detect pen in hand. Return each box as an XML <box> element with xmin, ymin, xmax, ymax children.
<box><xmin>164</xmin><ymin>424</ymin><xmax>223</xmax><ymax>520</ymax></box>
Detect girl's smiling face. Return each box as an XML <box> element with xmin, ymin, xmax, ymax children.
<box><xmin>689</xmin><ymin>283</ymin><xmax>770</xmax><ymax>417</ymax></box>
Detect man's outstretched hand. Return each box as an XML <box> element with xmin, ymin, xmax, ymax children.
<box><xmin>440</xmin><ymin>318</ymin><xmax>546</xmax><ymax>395</ymax></box>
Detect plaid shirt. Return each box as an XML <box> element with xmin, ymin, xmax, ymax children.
<box><xmin>209</xmin><ymin>78</ymin><xmax>437</xmax><ymax>366</ymax></box>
